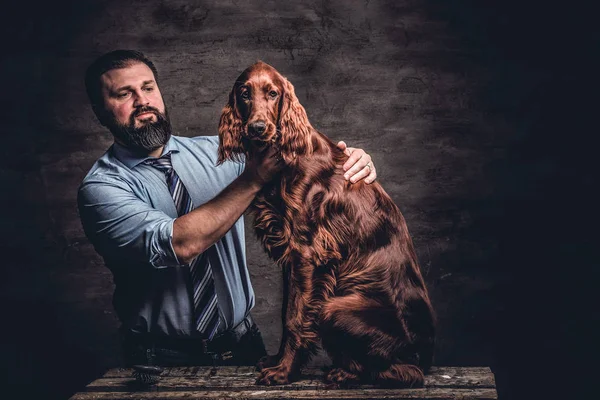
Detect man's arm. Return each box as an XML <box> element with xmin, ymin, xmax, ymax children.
<box><xmin>172</xmin><ymin>146</ymin><xmax>280</xmax><ymax>264</ymax></box>
<box><xmin>79</xmin><ymin>143</ymin><xmax>376</xmax><ymax>267</ymax></box>
<box><xmin>78</xmin><ymin>178</ymin><xmax>182</xmax><ymax>267</ymax></box>
<box><xmin>172</xmin><ymin>142</ymin><xmax>378</xmax><ymax>264</ymax></box>
<box><xmin>78</xmin><ymin>144</ymin><xmax>280</xmax><ymax>268</ymax></box>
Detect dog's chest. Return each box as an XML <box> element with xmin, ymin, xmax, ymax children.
<box><xmin>251</xmin><ymin>184</ymin><xmax>297</xmax><ymax>264</ymax></box>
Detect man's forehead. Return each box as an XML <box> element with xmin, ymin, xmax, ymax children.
<box><xmin>101</xmin><ymin>62</ymin><xmax>156</xmax><ymax>88</ymax></box>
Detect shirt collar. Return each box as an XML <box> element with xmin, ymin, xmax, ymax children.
<box><xmin>112</xmin><ymin>136</ymin><xmax>180</xmax><ymax>169</ymax></box>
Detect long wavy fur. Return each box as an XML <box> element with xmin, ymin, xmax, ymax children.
<box><xmin>217</xmin><ymin>89</ymin><xmax>246</xmax><ymax>164</ymax></box>
<box><xmin>278</xmin><ymin>78</ymin><xmax>314</xmax><ymax>164</ymax></box>
<box><xmin>217</xmin><ymin>62</ymin><xmax>435</xmax><ymax>388</ymax></box>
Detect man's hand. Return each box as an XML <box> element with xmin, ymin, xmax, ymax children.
<box><xmin>242</xmin><ymin>146</ymin><xmax>284</xmax><ymax>188</ymax></box>
<box><xmin>173</xmin><ymin>146</ymin><xmax>283</xmax><ymax>263</ymax></box>
<box><xmin>337</xmin><ymin>141</ymin><xmax>377</xmax><ymax>184</ymax></box>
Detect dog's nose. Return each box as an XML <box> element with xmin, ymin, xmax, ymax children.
<box><xmin>248</xmin><ymin>121</ymin><xmax>267</xmax><ymax>135</ymax></box>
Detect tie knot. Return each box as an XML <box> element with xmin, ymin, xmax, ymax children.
<box><xmin>144</xmin><ymin>152</ymin><xmax>173</xmax><ymax>173</ymax></box>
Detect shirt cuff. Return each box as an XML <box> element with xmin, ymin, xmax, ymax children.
<box><xmin>149</xmin><ymin>219</ymin><xmax>186</xmax><ymax>268</ymax></box>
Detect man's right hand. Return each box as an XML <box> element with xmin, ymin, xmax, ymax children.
<box><xmin>172</xmin><ymin>146</ymin><xmax>283</xmax><ymax>263</ymax></box>
<box><xmin>242</xmin><ymin>146</ymin><xmax>283</xmax><ymax>188</ymax></box>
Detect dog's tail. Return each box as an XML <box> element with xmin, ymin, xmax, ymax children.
<box><xmin>375</xmin><ymin>363</ymin><xmax>425</xmax><ymax>388</ymax></box>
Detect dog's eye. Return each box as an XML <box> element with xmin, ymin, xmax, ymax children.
<box><xmin>269</xmin><ymin>90</ymin><xmax>278</xmax><ymax>98</ymax></box>
<box><xmin>241</xmin><ymin>91</ymin><xmax>250</xmax><ymax>100</ymax></box>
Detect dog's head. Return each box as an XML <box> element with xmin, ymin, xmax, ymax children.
<box><xmin>217</xmin><ymin>61</ymin><xmax>313</xmax><ymax>164</ymax></box>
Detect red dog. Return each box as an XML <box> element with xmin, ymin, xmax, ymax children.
<box><xmin>218</xmin><ymin>62</ymin><xmax>435</xmax><ymax>387</ymax></box>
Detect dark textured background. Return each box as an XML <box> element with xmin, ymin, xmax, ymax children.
<box><xmin>0</xmin><ymin>1</ymin><xmax>597</xmax><ymax>399</ymax></box>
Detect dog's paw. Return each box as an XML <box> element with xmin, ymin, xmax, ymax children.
<box><xmin>255</xmin><ymin>365</ymin><xmax>292</xmax><ymax>385</ymax></box>
<box><xmin>324</xmin><ymin>368</ymin><xmax>359</xmax><ymax>385</ymax></box>
<box><xmin>256</xmin><ymin>354</ymin><xmax>280</xmax><ymax>371</ymax></box>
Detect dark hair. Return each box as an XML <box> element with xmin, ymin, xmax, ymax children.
<box><xmin>84</xmin><ymin>50</ymin><xmax>159</xmax><ymax>107</ymax></box>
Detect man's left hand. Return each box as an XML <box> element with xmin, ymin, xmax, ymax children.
<box><xmin>337</xmin><ymin>141</ymin><xmax>377</xmax><ymax>184</ymax></box>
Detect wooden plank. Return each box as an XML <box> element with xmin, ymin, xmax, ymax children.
<box><xmin>87</xmin><ymin>374</ymin><xmax>495</xmax><ymax>391</ymax></box>
<box><xmin>100</xmin><ymin>366</ymin><xmax>495</xmax><ymax>388</ymax></box>
<box><xmin>103</xmin><ymin>366</ymin><xmax>493</xmax><ymax>378</ymax></box>
<box><xmin>71</xmin><ymin>366</ymin><xmax>497</xmax><ymax>400</ymax></box>
<box><xmin>70</xmin><ymin>387</ymin><xmax>498</xmax><ymax>400</ymax></box>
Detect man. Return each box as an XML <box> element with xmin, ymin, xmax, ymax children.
<box><xmin>78</xmin><ymin>50</ymin><xmax>377</xmax><ymax>368</ymax></box>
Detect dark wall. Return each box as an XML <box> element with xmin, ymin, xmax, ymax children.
<box><xmin>1</xmin><ymin>1</ymin><xmax>597</xmax><ymax>399</ymax></box>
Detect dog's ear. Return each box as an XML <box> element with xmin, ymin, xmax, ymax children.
<box><xmin>278</xmin><ymin>78</ymin><xmax>313</xmax><ymax>164</ymax></box>
<box><xmin>218</xmin><ymin>88</ymin><xmax>246</xmax><ymax>165</ymax></box>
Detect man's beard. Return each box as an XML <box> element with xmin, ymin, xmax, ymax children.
<box><xmin>107</xmin><ymin>106</ymin><xmax>172</xmax><ymax>154</ymax></box>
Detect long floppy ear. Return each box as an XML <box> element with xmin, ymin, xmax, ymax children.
<box><xmin>278</xmin><ymin>78</ymin><xmax>313</xmax><ymax>164</ymax></box>
<box><xmin>217</xmin><ymin>89</ymin><xmax>246</xmax><ymax>165</ymax></box>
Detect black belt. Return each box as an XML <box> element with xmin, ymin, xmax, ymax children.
<box><xmin>209</xmin><ymin>313</ymin><xmax>255</xmax><ymax>350</ymax></box>
<box><xmin>127</xmin><ymin>314</ymin><xmax>257</xmax><ymax>383</ymax></box>
<box><xmin>124</xmin><ymin>314</ymin><xmax>255</xmax><ymax>358</ymax></box>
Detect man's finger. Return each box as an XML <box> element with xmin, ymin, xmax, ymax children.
<box><xmin>343</xmin><ymin>149</ymin><xmax>365</xmax><ymax>171</ymax></box>
<box><xmin>348</xmin><ymin>164</ymin><xmax>371</xmax><ymax>183</ymax></box>
<box><xmin>350</xmin><ymin>163</ymin><xmax>376</xmax><ymax>184</ymax></box>
<box><xmin>365</xmin><ymin>164</ymin><xmax>377</xmax><ymax>184</ymax></box>
<box><xmin>337</xmin><ymin>141</ymin><xmax>355</xmax><ymax>158</ymax></box>
<box><xmin>344</xmin><ymin>155</ymin><xmax>371</xmax><ymax>180</ymax></box>
<box><xmin>344</xmin><ymin>146</ymin><xmax>356</xmax><ymax>158</ymax></box>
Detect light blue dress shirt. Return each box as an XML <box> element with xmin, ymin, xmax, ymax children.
<box><xmin>78</xmin><ymin>135</ymin><xmax>254</xmax><ymax>337</ymax></box>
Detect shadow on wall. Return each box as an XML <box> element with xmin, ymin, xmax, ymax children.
<box><xmin>1</xmin><ymin>299</ymin><xmax>119</xmax><ymax>399</ymax></box>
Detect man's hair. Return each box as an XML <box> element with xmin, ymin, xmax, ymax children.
<box><xmin>84</xmin><ymin>50</ymin><xmax>159</xmax><ymax>107</ymax></box>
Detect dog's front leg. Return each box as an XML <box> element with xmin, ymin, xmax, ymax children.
<box><xmin>256</xmin><ymin>266</ymin><xmax>290</xmax><ymax>371</ymax></box>
<box><xmin>256</xmin><ymin>262</ymin><xmax>319</xmax><ymax>385</ymax></box>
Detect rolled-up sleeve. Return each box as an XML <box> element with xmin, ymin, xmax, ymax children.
<box><xmin>78</xmin><ymin>176</ymin><xmax>183</xmax><ymax>268</ymax></box>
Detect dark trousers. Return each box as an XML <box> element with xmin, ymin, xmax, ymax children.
<box><xmin>121</xmin><ymin>316</ymin><xmax>267</xmax><ymax>367</ymax></box>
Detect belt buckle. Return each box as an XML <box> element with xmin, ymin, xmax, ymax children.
<box><xmin>234</xmin><ymin>315</ymin><xmax>252</xmax><ymax>338</ymax></box>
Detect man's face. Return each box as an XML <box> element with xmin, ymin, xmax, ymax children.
<box><xmin>100</xmin><ymin>62</ymin><xmax>165</xmax><ymax>128</ymax></box>
<box><xmin>98</xmin><ymin>62</ymin><xmax>171</xmax><ymax>153</ymax></box>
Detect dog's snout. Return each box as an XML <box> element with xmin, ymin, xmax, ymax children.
<box><xmin>248</xmin><ymin>121</ymin><xmax>267</xmax><ymax>135</ymax></box>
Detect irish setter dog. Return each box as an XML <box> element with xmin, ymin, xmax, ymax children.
<box><xmin>217</xmin><ymin>61</ymin><xmax>435</xmax><ymax>387</ymax></box>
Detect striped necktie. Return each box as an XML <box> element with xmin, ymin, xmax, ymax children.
<box><xmin>144</xmin><ymin>152</ymin><xmax>221</xmax><ymax>339</ymax></box>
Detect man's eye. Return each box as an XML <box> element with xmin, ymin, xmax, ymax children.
<box><xmin>269</xmin><ymin>91</ymin><xmax>278</xmax><ymax>98</ymax></box>
<box><xmin>117</xmin><ymin>92</ymin><xmax>129</xmax><ymax>99</ymax></box>
<box><xmin>143</xmin><ymin>87</ymin><xmax>154</xmax><ymax>92</ymax></box>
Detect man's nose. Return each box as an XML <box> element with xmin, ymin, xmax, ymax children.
<box><xmin>248</xmin><ymin>121</ymin><xmax>266</xmax><ymax>135</ymax></box>
<box><xmin>133</xmin><ymin>91</ymin><xmax>150</xmax><ymax>107</ymax></box>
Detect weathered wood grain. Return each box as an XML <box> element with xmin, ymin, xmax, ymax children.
<box><xmin>70</xmin><ymin>387</ymin><xmax>498</xmax><ymax>400</ymax></box>
<box><xmin>70</xmin><ymin>366</ymin><xmax>497</xmax><ymax>399</ymax></box>
<box><xmin>96</xmin><ymin>366</ymin><xmax>495</xmax><ymax>389</ymax></box>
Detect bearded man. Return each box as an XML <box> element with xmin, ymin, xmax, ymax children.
<box><xmin>78</xmin><ymin>50</ymin><xmax>377</xmax><ymax>368</ymax></box>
